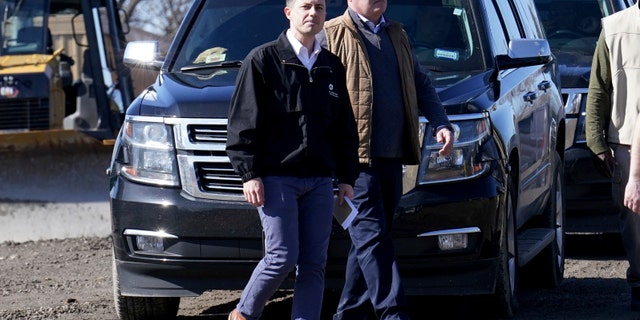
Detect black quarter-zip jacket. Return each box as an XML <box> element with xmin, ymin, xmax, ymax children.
<box><xmin>226</xmin><ymin>31</ymin><xmax>359</xmax><ymax>187</ymax></box>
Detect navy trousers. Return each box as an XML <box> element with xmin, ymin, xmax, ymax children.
<box><xmin>334</xmin><ymin>159</ymin><xmax>409</xmax><ymax>320</ymax></box>
<box><xmin>611</xmin><ymin>145</ymin><xmax>640</xmax><ymax>289</ymax></box>
<box><xmin>237</xmin><ymin>176</ymin><xmax>334</xmax><ymax>320</ymax></box>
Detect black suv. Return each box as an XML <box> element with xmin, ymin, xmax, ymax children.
<box><xmin>109</xmin><ymin>0</ymin><xmax>565</xmax><ymax>318</ymax></box>
<box><xmin>533</xmin><ymin>0</ymin><xmax>636</xmax><ymax>233</ymax></box>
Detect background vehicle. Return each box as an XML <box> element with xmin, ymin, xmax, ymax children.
<box><xmin>533</xmin><ymin>0</ymin><xmax>637</xmax><ymax>233</ymax></box>
<box><xmin>109</xmin><ymin>0</ymin><xmax>565</xmax><ymax>319</ymax></box>
<box><xmin>0</xmin><ymin>0</ymin><xmax>134</xmax><ymax>151</ymax></box>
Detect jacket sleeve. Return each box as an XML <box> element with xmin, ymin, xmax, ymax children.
<box><xmin>413</xmin><ymin>56</ymin><xmax>451</xmax><ymax>132</ymax></box>
<box><xmin>226</xmin><ymin>52</ymin><xmax>263</xmax><ymax>182</ymax></box>
<box><xmin>586</xmin><ymin>31</ymin><xmax>613</xmax><ymax>156</ymax></box>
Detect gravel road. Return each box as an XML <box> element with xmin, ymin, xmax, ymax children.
<box><xmin>1</xmin><ymin>148</ymin><xmax>637</xmax><ymax>319</ymax></box>
<box><xmin>0</xmin><ymin>233</ymin><xmax>637</xmax><ymax>320</ymax></box>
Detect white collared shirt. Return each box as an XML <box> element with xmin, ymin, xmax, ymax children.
<box><xmin>356</xmin><ymin>13</ymin><xmax>387</xmax><ymax>34</ymax></box>
<box><xmin>286</xmin><ymin>29</ymin><xmax>322</xmax><ymax>71</ymax></box>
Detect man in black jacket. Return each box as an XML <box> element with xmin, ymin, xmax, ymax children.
<box><xmin>225</xmin><ymin>0</ymin><xmax>359</xmax><ymax>319</ymax></box>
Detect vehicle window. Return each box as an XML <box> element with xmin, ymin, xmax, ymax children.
<box><xmin>600</xmin><ymin>0</ymin><xmax>614</xmax><ymax>15</ymax></box>
<box><xmin>533</xmin><ymin>0</ymin><xmax>602</xmax><ymax>67</ymax></box>
<box><xmin>171</xmin><ymin>0</ymin><xmax>345</xmax><ymax>87</ymax></box>
<box><xmin>484</xmin><ymin>1</ymin><xmax>509</xmax><ymax>54</ymax></box>
<box><xmin>385</xmin><ymin>0</ymin><xmax>483</xmax><ymax>73</ymax></box>
<box><xmin>176</xmin><ymin>3</ymin><xmax>288</xmax><ymax>68</ymax></box>
<box><xmin>625</xmin><ymin>0</ymin><xmax>638</xmax><ymax>8</ymax></box>
<box><xmin>495</xmin><ymin>0</ymin><xmax>522</xmax><ymax>40</ymax></box>
<box><xmin>170</xmin><ymin>0</ymin><xmax>485</xmax><ymax>88</ymax></box>
<box><xmin>0</xmin><ymin>1</ymin><xmax>49</xmax><ymax>55</ymax></box>
<box><xmin>512</xmin><ymin>0</ymin><xmax>545</xmax><ymax>38</ymax></box>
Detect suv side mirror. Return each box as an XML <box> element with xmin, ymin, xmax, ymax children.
<box><xmin>123</xmin><ymin>41</ymin><xmax>163</xmax><ymax>70</ymax></box>
<box><xmin>496</xmin><ymin>38</ymin><xmax>552</xmax><ymax>70</ymax></box>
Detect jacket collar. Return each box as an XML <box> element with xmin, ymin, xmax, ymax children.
<box><xmin>339</xmin><ymin>9</ymin><xmax>402</xmax><ymax>34</ymax></box>
<box><xmin>276</xmin><ymin>31</ymin><xmax>299</xmax><ymax>64</ymax></box>
<box><xmin>276</xmin><ymin>30</ymin><xmax>329</xmax><ymax>67</ymax></box>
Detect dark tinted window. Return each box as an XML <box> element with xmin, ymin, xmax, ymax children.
<box><xmin>386</xmin><ymin>1</ymin><xmax>483</xmax><ymax>73</ymax></box>
<box><xmin>484</xmin><ymin>1</ymin><xmax>509</xmax><ymax>54</ymax></box>
<box><xmin>495</xmin><ymin>0</ymin><xmax>522</xmax><ymax>40</ymax></box>
<box><xmin>534</xmin><ymin>0</ymin><xmax>603</xmax><ymax>67</ymax></box>
<box><xmin>1</xmin><ymin>0</ymin><xmax>48</xmax><ymax>55</ymax></box>
<box><xmin>513</xmin><ymin>0</ymin><xmax>545</xmax><ymax>38</ymax></box>
<box><xmin>170</xmin><ymin>0</ymin><xmax>485</xmax><ymax>88</ymax></box>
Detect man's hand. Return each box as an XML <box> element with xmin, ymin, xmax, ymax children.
<box><xmin>436</xmin><ymin>127</ymin><xmax>454</xmax><ymax>156</ymax></box>
<box><xmin>243</xmin><ymin>178</ymin><xmax>264</xmax><ymax>207</ymax></box>
<box><xmin>336</xmin><ymin>183</ymin><xmax>354</xmax><ymax>206</ymax></box>
<box><xmin>593</xmin><ymin>152</ymin><xmax>615</xmax><ymax>178</ymax></box>
<box><xmin>625</xmin><ymin>179</ymin><xmax>640</xmax><ymax>214</ymax></box>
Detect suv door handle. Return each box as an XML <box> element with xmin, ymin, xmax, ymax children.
<box><xmin>538</xmin><ymin>80</ymin><xmax>551</xmax><ymax>92</ymax></box>
<box><xmin>523</xmin><ymin>91</ymin><xmax>537</xmax><ymax>103</ymax></box>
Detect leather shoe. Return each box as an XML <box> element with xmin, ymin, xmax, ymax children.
<box><xmin>631</xmin><ymin>288</ymin><xmax>640</xmax><ymax>311</ymax></box>
<box><xmin>229</xmin><ymin>308</ymin><xmax>247</xmax><ymax>320</ymax></box>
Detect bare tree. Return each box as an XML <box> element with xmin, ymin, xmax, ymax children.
<box><xmin>114</xmin><ymin>0</ymin><xmax>192</xmax><ymax>94</ymax></box>
<box><xmin>118</xmin><ymin>0</ymin><xmax>192</xmax><ymax>39</ymax></box>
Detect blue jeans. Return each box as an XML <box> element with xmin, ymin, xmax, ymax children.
<box><xmin>237</xmin><ymin>176</ymin><xmax>334</xmax><ymax>320</ymax></box>
<box><xmin>334</xmin><ymin>159</ymin><xmax>409</xmax><ymax>320</ymax></box>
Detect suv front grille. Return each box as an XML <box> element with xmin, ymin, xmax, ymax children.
<box><xmin>189</xmin><ymin>124</ymin><xmax>227</xmax><ymax>143</ymax></box>
<box><xmin>170</xmin><ymin>118</ymin><xmax>244</xmax><ymax>201</ymax></box>
<box><xmin>195</xmin><ymin>162</ymin><xmax>243</xmax><ymax>193</ymax></box>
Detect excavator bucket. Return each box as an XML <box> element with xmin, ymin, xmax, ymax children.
<box><xmin>0</xmin><ymin>130</ymin><xmax>114</xmax><ymax>152</ymax></box>
<box><xmin>0</xmin><ymin>130</ymin><xmax>114</xmax><ymax>202</ymax></box>
<box><xmin>0</xmin><ymin>130</ymin><xmax>114</xmax><ymax>242</ymax></box>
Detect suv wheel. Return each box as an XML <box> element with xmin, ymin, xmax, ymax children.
<box><xmin>112</xmin><ymin>257</ymin><xmax>180</xmax><ymax>320</ymax></box>
<box><xmin>493</xmin><ymin>175</ymin><xmax>518</xmax><ymax>317</ymax></box>
<box><xmin>526</xmin><ymin>150</ymin><xmax>566</xmax><ymax>287</ymax></box>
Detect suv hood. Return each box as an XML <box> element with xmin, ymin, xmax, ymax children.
<box><xmin>127</xmin><ymin>72</ymin><xmax>235</xmax><ymax>118</ymax></box>
<box><xmin>128</xmin><ymin>69</ymin><xmax>495</xmax><ymax>118</ymax></box>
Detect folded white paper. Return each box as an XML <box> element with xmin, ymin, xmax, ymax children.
<box><xmin>333</xmin><ymin>197</ymin><xmax>358</xmax><ymax>229</ymax></box>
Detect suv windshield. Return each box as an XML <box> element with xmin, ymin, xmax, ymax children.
<box><xmin>534</xmin><ymin>0</ymin><xmax>603</xmax><ymax>67</ymax></box>
<box><xmin>170</xmin><ymin>0</ymin><xmax>483</xmax><ymax>88</ymax></box>
<box><xmin>0</xmin><ymin>0</ymin><xmax>49</xmax><ymax>55</ymax></box>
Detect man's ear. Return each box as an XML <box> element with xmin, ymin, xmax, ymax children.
<box><xmin>284</xmin><ymin>6</ymin><xmax>291</xmax><ymax>20</ymax></box>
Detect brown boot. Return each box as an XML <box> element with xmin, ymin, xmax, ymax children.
<box><xmin>228</xmin><ymin>308</ymin><xmax>247</xmax><ymax>320</ymax></box>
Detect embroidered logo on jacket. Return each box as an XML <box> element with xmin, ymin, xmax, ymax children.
<box><xmin>328</xmin><ymin>83</ymin><xmax>339</xmax><ymax>98</ymax></box>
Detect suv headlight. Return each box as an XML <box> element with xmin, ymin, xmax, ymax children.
<box><xmin>418</xmin><ymin>115</ymin><xmax>491</xmax><ymax>184</ymax></box>
<box><xmin>118</xmin><ymin>117</ymin><xmax>179</xmax><ymax>186</ymax></box>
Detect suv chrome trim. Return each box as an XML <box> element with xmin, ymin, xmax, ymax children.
<box><xmin>563</xmin><ymin>88</ymin><xmax>588</xmax><ymax>148</ymax></box>
<box><xmin>417</xmin><ymin>227</ymin><xmax>482</xmax><ymax>237</ymax></box>
<box><xmin>123</xmin><ymin>229</ymin><xmax>178</xmax><ymax>238</ymax></box>
<box><xmin>170</xmin><ymin>118</ymin><xmax>245</xmax><ymax>201</ymax></box>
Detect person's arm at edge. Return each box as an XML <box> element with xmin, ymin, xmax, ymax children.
<box><xmin>585</xmin><ymin>31</ymin><xmax>613</xmax><ymax>158</ymax></box>
<box><xmin>226</xmin><ymin>53</ymin><xmax>264</xmax><ymax>207</ymax></box>
<box><xmin>413</xmin><ymin>56</ymin><xmax>453</xmax><ymax>156</ymax></box>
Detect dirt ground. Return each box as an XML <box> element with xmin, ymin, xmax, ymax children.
<box><xmin>0</xmin><ymin>233</ymin><xmax>637</xmax><ymax>320</ymax></box>
<box><xmin>1</xmin><ymin>146</ymin><xmax>638</xmax><ymax>319</ymax></box>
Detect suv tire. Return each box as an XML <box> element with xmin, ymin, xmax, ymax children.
<box><xmin>112</xmin><ymin>257</ymin><xmax>180</xmax><ymax>320</ymax></box>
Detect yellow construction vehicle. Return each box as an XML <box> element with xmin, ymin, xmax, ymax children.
<box><xmin>0</xmin><ymin>0</ymin><xmax>134</xmax><ymax>151</ymax></box>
